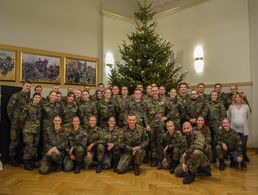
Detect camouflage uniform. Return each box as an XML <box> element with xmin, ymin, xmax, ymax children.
<box><xmin>175</xmin><ymin>131</ymin><xmax>211</xmax><ymax>177</ymax></box>
<box><xmin>198</xmin><ymin>94</ymin><xmax>210</xmax><ymax>102</ymax></box>
<box><xmin>127</xmin><ymin>99</ymin><xmax>148</xmax><ymax>128</ymax></box>
<box><xmin>193</xmin><ymin>126</ymin><xmax>212</xmax><ymax>145</ymax></box>
<box><xmin>159</xmin><ymin>95</ymin><xmax>168</xmax><ymax>104</ymax></box>
<box><xmin>39</xmin><ymin>127</ymin><xmax>67</xmax><ymax>174</ymax></box>
<box><xmin>64</xmin><ymin>127</ymin><xmax>88</xmax><ymax>172</ymax></box>
<box><xmin>117</xmin><ymin>125</ymin><xmax>149</xmax><ymax>173</ymax></box>
<box><xmin>7</xmin><ymin>90</ymin><xmax>30</xmax><ymax>158</ymax></box>
<box><xmin>102</xmin><ymin>126</ymin><xmax>123</xmax><ymax>169</ymax></box>
<box><xmin>20</xmin><ymin>102</ymin><xmax>42</xmax><ymax>161</ymax></box>
<box><xmin>165</xmin><ymin>99</ymin><xmax>181</xmax><ymax>130</ymax></box>
<box><xmin>146</xmin><ymin>98</ymin><xmax>166</xmax><ymax>163</ymax></box>
<box><xmin>142</xmin><ymin>94</ymin><xmax>152</xmax><ymax>105</ymax></box>
<box><xmin>78</xmin><ymin>100</ymin><xmax>97</xmax><ymax>129</ymax></box>
<box><xmin>116</xmin><ymin>95</ymin><xmax>131</xmax><ymax>127</ymax></box>
<box><xmin>61</xmin><ymin>102</ymin><xmax>78</xmax><ymax>129</ymax></box>
<box><xmin>161</xmin><ymin>131</ymin><xmax>182</xmax><ymax>169</ymax></box>
<box><xmin>207</xmin><ymin>100</ymin><xmax>226</xmax><ymax>158</ymax></box>
<box><xmin>177</xmin><ymin>93</ymin><xmax>191</xmax><ymax>124</ymax></box>
<box><xmin>185</xmin><ymin>98</ymin><xmax>208</xmax><ymax>124</ymax></box>
<box><xmin>96</xmin><ymin>100</ymin><xmax>118</xmax><ymax>128</ymax></box>
<box><xmin>42</xmin><ymin>102</ymin><xmax>62</xmax><ymax>132</ymax></box>
<box><xmin>85</xmin><ymin>126</ymin><xmax>105</xmax><ymax>168</ymax></box>
<box><xmin>215</xmin><ymin>128</ymin><xmax>242</xmax><ymax>162</ymax></box>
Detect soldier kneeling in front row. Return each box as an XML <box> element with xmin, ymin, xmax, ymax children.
<box><xmin>174</xmin><ymin>121</ymin><xmax>212</xmax><ymax>184</ymax></box>
<box><xmin>117</xmin><ymin>114</ymin><xmax>149</xmax><ymax>176</ymax></box>
<box><xmin>216</xmin><ymin>118</ymin><xmax>246</xmax><ymax>171</ymax></box>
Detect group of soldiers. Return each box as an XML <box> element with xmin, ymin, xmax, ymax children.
<box><xmin>7</xmin><ymin>81</ymin><xmax>249</xmax><ymax>184</ymax></box>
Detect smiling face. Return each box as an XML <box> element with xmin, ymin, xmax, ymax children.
<box><xmin>166</xmin><ymin>121</ymin><xmax>175</xmax><ymax>135</ymax></box>
<box><xmin>196</xmin><ymin>116</ymin><xmax>205</xmax><ymax>129</ymax></box>
<box><xmin>23</xmin><ymin>83</ymin><xmax>31</xmax><ymax>93</ymax></box>
<box><xmin>182</xmin><ymin>121</ymin><xmax>192</xmax><ymax>135</ymax></box>
<box><xmin>72</xmin><ymin>117</ymin><xmax>80</xmax><ymax>130</ymax></box>
<box><xmin>222</xmin><ymin>118</ymin><xmax>230</xmax><ymax>131</ymax></box>
<box><xmin>169</xmin><ymin>88</ymin><xmax>177</xmax><ymax>99</ymax></box>
<box><xmin>49</xmin><ymin>91</ymin><xmax>57</xmax><ymax>103</ymax></box>
<box><xmin>107</xmin><ymin>116</ymin><xmax>116</xmax><ymax>129</ymax></box>
<box><xmin>89</xmin><ymin>116</ymin><xmax>97</xmax><ymax>128</ymax></box>
<box><xmin>33</xmin><ymin>94</ymin><xmax>41</xmax><ymax>105</ymax></box>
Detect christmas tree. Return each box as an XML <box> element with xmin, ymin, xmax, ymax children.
<box><xmin>108</xmin><ymin>2</ymin><xmax>186</xmax><ymax>93</ymax></box>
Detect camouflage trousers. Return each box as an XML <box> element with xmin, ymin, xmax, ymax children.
<box><xmin>85</xmin><ymin>144</ymin><xmax>105</xmax><ymax>168</ymax></box>
<box><xmin>9</xmin><ymin>118</ymin><xmax>22</xmax><ymax>157</ymax></box>
<box><xmin>216</xmin><ymin>145</ymin><xmax>239</xmax><ymax>161</ymax></box>
<box><xmin>174</xmin><ymin>149</ymin><xmax>210</xmax><ymax>177</ymax></box>
<box><xmin>102</xmin><ymin>147</ymin><xmax>122</xmax><ymax>169</ymax></box>
<box><xmin>64</xmin><ymin>146</ymin><xmax>87</xmax><ymax>172</ymax></box>
<box><xmin>161</xmin><ymin>148</ymin><xmax>180</xmax><ymax>169</ymax></box>
<box><xmin>150</xmin><ymin>124</ymin><xmax>164</xmax><ymax>161</ymax></box>
<box><xmin>39</xmin><ymin>151</ymin><xmax>64</xmax><ymax>174</ymax></box>
<box><xmin>117</xmin><ymin>150</ymin><xmax>145</xmax><ymax>173</ymax></box>
<box><xmin>23</xmin><ymin>132</ymin><xmax>40</xmax><ymax>160</ymax></box>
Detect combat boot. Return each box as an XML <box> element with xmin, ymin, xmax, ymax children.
<box><xmin>183</xmin><ymin>171</ymin><xmax>195</xmax><ymax>184</ymax></box>
<box><xmin>241</xmin><ymin>161</ymin><xmax>247</xmax><ymax>168</ymax></box>
<box><xmin>219</xmin><ymin>159</ymin><xmax>225</xmax><ymax>171</ymax></box>
<box><xmin>96</xmin><ymin>161</ymin><xmax>103</xmax><ymax>173</ymax></box>
<box><xmin>24</xmin><ymin>159</ymin><xmax>34</xmax><ymax>171</ymax></box>
<box><xmin>31</xmin><ymin>158</ymin><xmax>39</xmax><ymax>168</ymax></box>
<box><xmin>74</xmin><ymin>162</ymin><xmax>81</xmax><ymax>174</ymax></box>
<box><xmin>150</xmin><ymin>159</ymin><xmax>157</xmax><ymax>167</ymax></box>
<box><xmin>169</xmin><ymin>161</ymin><xmax>179</xmax><ymax>174</ymax></box>
<box><xmin>156</xmin><ymin>161</ymin><xmax>163</xmax><ymax>169</ymax></box>
<box><xmin>134</xmin><ymin>165</ymin><xmax>140</xmax><ymax>176</ymax></box>
<box><xmin>230</xmin><ymin>157</ymin><xmax>237</xmax><ymax>168</ymax></box>
<box><xmin>197</xmin><ymin>166</ymin><xmax>212</xmax><ymax>176</ymax></box>
<box><xmin>9</xmin><ymin>156</ymin><xmax>19</xmax><ymax>167</ymax></box>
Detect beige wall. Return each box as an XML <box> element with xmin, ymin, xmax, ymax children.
<box><xmin>103</xmin><ymin>16</ymin><xmax>135</xmax><ymax>84</ymax></box>
<box><xmin>156</xmin><ymin>0</ymin><xmax>251</xmax><ymax>84</ymax></box>
<box><xmin>248</xmin><ymin>0</ymin><xmax>258</xmax><ymax>147</ymax></box>
<box><xmin>0</xmin><ymin>0</ymin><xmax>103</xmax><ymax>84</ymax></box>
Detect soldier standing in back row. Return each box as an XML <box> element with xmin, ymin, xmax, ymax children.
<box><xmin>20</xmin><ymin>93</ymin><xmax>42</xmax><ymax>170</ymax></box>
<box><xmin>7</xmin><ymin>80</ymin><xmax>31</xmax><ymax>166</ymax></box>
<box><xmin>146</xmin><ymin>86</ymin><xmax>166</xmax><ymax>169</ymax></box>
<box><xmin>207</xmin><ymin>90</ymin><xmax>227</xmax><ymax>162</ymax></box>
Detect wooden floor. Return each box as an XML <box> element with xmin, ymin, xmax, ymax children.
<box><xmin>0</xmin><ymin>150</ymin><xmax>258</xmax><ymax>195</ymax></box>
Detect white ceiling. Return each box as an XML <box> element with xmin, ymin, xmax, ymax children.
<box><xmin>100</xmin><ymin>0</ymin><xmax>208</xmax><ymax>18</ymax></box>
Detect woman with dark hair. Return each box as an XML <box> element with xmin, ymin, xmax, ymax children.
<box><xmin>20</xmin><ymin>93</ymin><xmax>42</xmax><ymax>170</ymax></box>
<box><xmin>39</xmin><ymin>116</ymin><xmax>67</xmax><ymax>174</ymax></box>
<box><xmin>64</xmin><ymin>116</ymin><xmax>87</xmax><ymax>174</ymax></box>
<box><xmin>61</xmin><ymin>91</ymin><xmax>78</xmax><ymax>130</ymax></box>
<box><xmin>102</xmin><ymin>115</ymin><xmax>122</xmax><ymax>172</ymax></box>
<box><xmin>165</xmin><ymin>88</ymin><xmax>181</xmax><ymax>130</ymax></box>
<box><xmin>194</xmin><ymin>116</ymin><xmax>211</xmax><ymax>145</ymax></box>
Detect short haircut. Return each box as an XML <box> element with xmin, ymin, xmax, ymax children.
<box><xmin>34</xmin><ymin>85</ymin><xmax>42</xmax><ymax>91</ymax></box>
<box><xmin>32</xmin><ymin>93</ymin><xmax>41</xmax><ymax>98</ymax></box>
<box><xmin>179</xmin><ymin>82</ymin><xmax>188</xmax><ymax>88</ymax></box>
<box><xmin>23</xmin><ymin>80</ymin><xmax>31</xmax><ymax>85</ymax></box>
<box><xmin>197</xmin><ymin>83</ymin><xmax>205</xmax><ymax>87</ymax></box>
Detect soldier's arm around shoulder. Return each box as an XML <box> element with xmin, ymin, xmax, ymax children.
<box><xmin>20</xmin><ymin>104</ymin><xmax>29</xmax><ymax>127</ymax></box>
<box><xmin>193</xmin><ymin>131</ymin><xmax>205</xmax><ymax>152</ymax></box>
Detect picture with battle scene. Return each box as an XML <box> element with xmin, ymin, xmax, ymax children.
<box><xmin>65</xmin><ymin>57</ymin><xmax>97</xmax><ymax>85</ymax></box>
<box><xmin>21</xmin><ymin>53</ymin><xmax>60</xmax><ymax>83</ymax></box>
<box><xmin>0</xmin><ymin>49</ymin><xmax>16</xmax><ymax>81</ymax></box>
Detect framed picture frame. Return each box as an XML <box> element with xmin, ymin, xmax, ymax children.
<box><xmin>0</xmin><ymin>49</ymin><xmax>16</xmax><ymax>81</ymax></box>
<box><xmin>64</xmin><ymin>57</ymin><xmax>98</xmax><ymax>86</ymax></box>
<box><xmin>20</xmin><ymin>52</ymin><xmax>61</xmax><ymax>83</ymax></box>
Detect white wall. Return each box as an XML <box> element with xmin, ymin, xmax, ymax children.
<box><xmin>103</xmin><ymin>16</ymin><xmax>135</xmax><ymax>84</ymax></box>
<box><xmin>249</xmin><ymin>0</ymin><xmax>258</xmax><ymax>148</ymax></box>
<box><xmin>156</xmin><ymin>0</ymin><xmax>251</xmax><ymax>84</ymax></box>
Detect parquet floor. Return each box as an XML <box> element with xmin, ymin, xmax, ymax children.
<box><xmin>0</xmin><ymin>150</ymin><xmax>258</xmax><ymax>195</ymax></box>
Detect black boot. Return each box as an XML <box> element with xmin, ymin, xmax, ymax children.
<box><xmin>150</xmin><ymin>159</ymin><xmax>157</xmax><ymax>167</ymax></box>
<box><xmin>156</xmin><ymin>161</ymin><xmax>163</xmax><ymax>169</ymax></box>
<box><xmin>183</xmin><ymin>171</ymin><xmax>195</xmax><ymax>184</ymax></box>
<box><xmin>31</xmin><ymin>158</ymin><xmax>39</xmax><ymax>168</ymax></box>
<box><xmin>74</xmin><ymin>162</ymin><xmax>81</xmax><ymax>174</ymax></box>
<box><xmin>134</xmin><ymin>165</ymin><xmax>140</xmax><ymax>176</ymax></box>
<box><xmin>219</xmin><ymin>159</ymin><xmax>225</xmax><ymax>171</ymax></box>
<box><xmin>197</xmin><ymin>166</ymin><xmax>212</xmax><ymax>176</ymax></box>
<box><xmin>54</xmin><ymin>163</ymin><xmax>63</xmax><ymax>172</ymax></box>
<box><xmin>96</xmin><ymin>161</ymin><xmax>102</xmax><ymax>173</ymax></box>
<box><xmin>230</xmin><ymin>158</ymin><xmax>237</xmax><ymax>168</ymax></box>
<box><xmin>10</xmin><ymin>156</ymin><xmax>19</xmax><ymax>167</ymax></box>
<box><xmin>24</xmin><ymin>159</ymin><xmax>34</xmax><ymax>171</ymax></box>
<box><xmin>169</xmin><ymin>161</ymin><xmax>179</xmax><ymax>174</ymax></box>
<box><xmin>241</xmin><ymin>161</ymin><xmax>247</xmax><ymax>168</ymax></box>
<box><xmin>244</xmin><ymin>155</ymin><xmax>250</xmax><ymax>162</ymax></box>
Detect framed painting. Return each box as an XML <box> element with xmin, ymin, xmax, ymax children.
<box><xmin>64</xmin><ymin>57</ymin><xmax>98</xmax><ymax>86</ymax></box>
<box><xmin>21</xmin><ymin>52</ymin><xmax>60</xmax><ymax>83</ymax></box>
<box><xmin>0</xmin><ymin>49</ymin><xmax>16</xmax><ymax>81</ymax></box>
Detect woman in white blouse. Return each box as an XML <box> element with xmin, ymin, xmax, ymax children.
<box><xmin>227</xmin><ymin>92</ymin><xmax>251</xmax><ymax>162</ymax></box>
